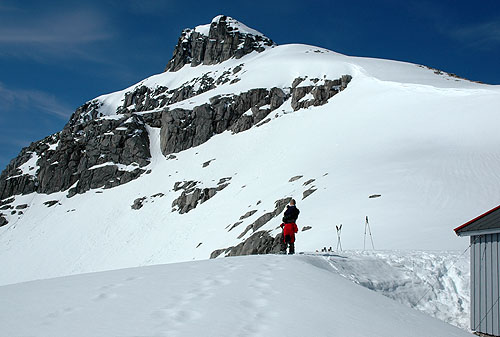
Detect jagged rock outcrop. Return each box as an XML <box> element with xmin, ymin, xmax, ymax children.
<box><xmin>0</xmin><ymin>215</ymin><xmax>8</xmax><ymax>227</ymax></box>
<box><xmin>0</xmin><ymin>147</ymin><xmax>40</xmax><ymax>199</ymax></box>
<box><xmin>70</xmin><ymin>65</ymin><xmax>246</xmax><ymax>128</ymax></box>
<box><xmin>165</xmin><ymin>15</ymin><xmax>275</xmax><ymax>72</ymax></box>
<box><xmin>158</xmin><ymin>75</ymin><xmax>350</xmax><ymax>157</ymax></box>
<box><xmin>239</xmin><ymin>210</ymin><xmax>257</xmax><ymax>220</ymax></box>
<box><xmin>211</xmin><ymin>197</ymin><xmax>294</xmax><ymax>258</ymax></box>
<box><xmin>289</xmin><ymin>175</ymin><xmax>303</xmax><ymax>182</ymax></box>
<box><xmin>291</xmin><ymin>75</ymin><xmax>352</xmax><ymax>111</ymax></box>
<box><xmin>303</xmin><ymin>179</ymin><xmax>315</xmax><ymax>186</ymax></box>
<box><xmin>160</xmin><ymin>87</ymin><xmax>288</xmax><ymax>155</ymax></box>
<box><xmin>237</xmin><ymin>197</ymin><xmax>291</xmax><ymax>239</ymax></box>
<box><xmin>67</xmin><ymin>101</ymin><xmax>101</xmax><ymax>126</ymax></box>
<box><xmin>43</xmin><ymin>200</ymin><xmax>58</xmax><ymax>207</ymax></box>
<box><xmin>211</xmin><ymin>231</ymin><xmax>283</xmax><ymax>258</ymax></box>
<box><xmin>131</xmin><ymin>197</ymin><xmax>147</xmax><ymax>210</ymax></box>
<box><xmin>131</xmin><ymin>193</ymin><xmax>165</xmax><ymax>210</ymax></box>
<box><xmin>172</xmin><ymin>179</ymin><xmax>231</xmax><ymax>214</ymax></box>
<box><xmin>303</xmin><ymin>187</ymin><xmax>317</xmax><ymax>199</ymax></box>
<box><xmin>0</xmin><ymin>114</ymin><xmax>151</xmax><ymax>199</ymax></box>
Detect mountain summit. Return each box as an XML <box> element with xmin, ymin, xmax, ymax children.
<box><xmin>165</xmin><ymin>15</ymin><xmax>275</xmax><ymax>71</ymax></box>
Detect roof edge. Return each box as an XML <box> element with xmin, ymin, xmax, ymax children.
<box><xmin>456</xmin><ymin>228</ymin><xmax>500</xmax><ymax>237</ymax></box>
<box><xmin>454</xmin><ymin>204</ymin><xmax>500</xmax><ymax>234</ymax></box>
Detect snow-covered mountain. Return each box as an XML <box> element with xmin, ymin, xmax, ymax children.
<box><xmin>0</xmin><ymin>14</ymin><xmax>499</xmax><ymax>289</ymax></box>
<box><xmin>0</xmin><ymin>254</ymin><xmax>471</xmax><ymax>337</ymax></box>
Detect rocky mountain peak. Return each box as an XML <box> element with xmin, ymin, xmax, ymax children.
<box><xmin>165</xmin><ymin>15</ymin><xmax>275</xmax><ymax>72</ymax></box>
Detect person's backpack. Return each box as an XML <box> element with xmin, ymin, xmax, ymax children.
<box><xmin>283</xmin><ymin>206</ymin><xmax>300</xmax><ymax>223</ymax></box>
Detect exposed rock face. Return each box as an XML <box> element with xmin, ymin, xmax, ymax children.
<box><xmin>160</xmin><ymin>87</ymin><xmax>288</xmax><ymax>156</ymax></box>
<box><xmin>211</xmin><ymin>231</ymin><xmax>283</xmax><ymax>258</ymax></box>
<box><xmin>291</xmin><ymin>75</ymin><xmax>352</xmax><ymax>111</ymax></box>
<box><xmin>165</xmin><ymin>15</ymin><xmax>275</xmax><ymax>72</ymax></box>
<box><xmin>228</xmin><ymin>221</ymin><xmax>243</xmax><ymax>231</ymax></box>
<box><xmin>69</xmin><ymin>65</ymin><xmax>246</xmax><ymax>127</ymax></box>
<box><xmin>158</xmin><ymin>75</ymin><xmax>350</xmax><ymax>157</ymax></box>
<box><xmin>131</xmin><ymin>197</ymin><xmax>147</xmax><ymax>210</ymax></box>
<box><xmin>211</xmin><ymin>197</ymin><xmax>296</xmax><ymax>258</ymax></box>
<box><xmin>43</xmin><ymin>200</ymin><xmax>58</xmax><ymax>207</ymax></box>
<box><xmin>131</xmin><ymin>193</ymin><xmax>165</xmax><ymax>210</ymax></box>
<box><xmin>303</xmin><ymin>179</ymin><xmax>315</xmax><ymax>186</ymax></box>
<box><xmin>0</xmin><ymin>215</ymin><xmax>7</xmax><ymax>227</ymax></box>
<box><xmin>172</xmin><ymin>180</ymin><xmax>230</xmax><ymax>214</ymax></box>
<box><xmin>289</xmin><ymin>175</ymin><xmax>303</xmax><ymax>182</ymax></box>
<box><xmin>202</xmin><ymin>159</ymin><xmax>215</xmax><ymax>168</ymax></box>
<box><xmin>303</xmin><ymin>187</ymin><xmax>317</xmax><ymax>200</ymax></box>
<box><xmin>67</xmin><ymin>101</ymin><xmax>101</xmax><ymax>126</ymax></box>
<box><xmin>0</xmin><ymin>197</ymin><xmax>14</xmax><ymax>206</ymax></box>
<box><xmin>239</xmin><ymin>210</ymin><xmax>257</xmax><ymax>220</ymax></box>
<box><xmin>237</xmin><ymin>197</ymin><xmax>291</xmax><ymax>239</ymax></box>
<box><xmin>0</xmin><ymin>113</ymin><xmax>151</xmax><ymax>199</ymax></box>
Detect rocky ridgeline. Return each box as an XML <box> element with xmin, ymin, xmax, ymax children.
<box><xmin>114</xmin><ymin>66</ymin><xmax>244</xmax><ymax>119</ymax></box>
<box><xmin>211</xmin><ymin>231</ymin><xmax>284</xmax><ymax>258</ymax></box>
<box><xmin>165</xmin><ymin>15</ymin><xmax>275</xmax><ymax>72</ymax></box>
<box><xmin>0</xmin><ymin>73</ymin><xmax>350</xmax><ymax>203</ymax></box>
<box><xmin>69</xmin><ymin>63</ymin><xmax>245</xmax><ymax>128</ymax></box>
<box><xmin>0</xmin><ymin>13</ymin><xmax>352</xmax><ymax>218</ymax></box>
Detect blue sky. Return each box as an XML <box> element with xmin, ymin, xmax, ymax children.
<box><xmin>1</xmin><ymin>0</ymin><xmax>499</xmax><ymax>171</ymax></box>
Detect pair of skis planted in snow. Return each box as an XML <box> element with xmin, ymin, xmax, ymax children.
<box><xmin>334</xmin><ymin>216</ymin><xmax>375</xmax><ymax>252</ymax></box>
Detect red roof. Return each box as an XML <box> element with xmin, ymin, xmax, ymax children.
<box><xmin>454</xmin><ymin>204</ymin><xmax>500</xmax><ymax>233</ymax></box>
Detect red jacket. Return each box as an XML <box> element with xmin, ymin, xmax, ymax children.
<box><xmin>281</xmin><ymin>223</ymin><xmax>298</xmax><ymax>241</ymax></box>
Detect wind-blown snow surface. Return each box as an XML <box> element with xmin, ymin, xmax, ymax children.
<box><xmin>1</xmin><ymin>43</ymin><xmax>499</xmax><ymax>287</ymax></box>
<box><xmin>0</xmin><ymin>254</ymin><xmax>471</xmax><ymax>337</ymax></box>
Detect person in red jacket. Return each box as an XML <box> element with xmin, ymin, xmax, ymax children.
<box><xmin>280</xmin><ymin>199</ymin><xmax>300</xmax><ymax>254</ymax></box>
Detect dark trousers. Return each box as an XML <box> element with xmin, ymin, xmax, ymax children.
<box><xmin>282</xmin><ymin>235</ymin><xmax>295</xmax><ymax>254</ymax></box>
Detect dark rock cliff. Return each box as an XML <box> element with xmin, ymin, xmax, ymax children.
<box><xmin>165</xmin><ymin>15</ymin><xmax>275</xmax><ymax>72</ymax></box>
<box><xmin>0</xmin><ymin>114</ymin><xmax>150</xmax><ymax>199</ymax></box>
<box><xmin>160</xmin><ymin>87</ymin><xmax>288</xmax><ymax>156</ymax></box>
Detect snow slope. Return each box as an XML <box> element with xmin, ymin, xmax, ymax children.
<box><xmin>0</xmin><ymin>21</ymin><xmax>499</xmax><ymax>288</ymax></box>
<box><xmin>320</xmin><ymin>250</ymin><xmax>470</xmax><ymax>330</ymax></box>
<box><xmin>0</xmin><ymin>254</ymin><xmax>471</xmax><ymax>337</ymax></box>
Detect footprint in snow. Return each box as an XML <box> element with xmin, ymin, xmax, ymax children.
<box><xmin>92</xmin><ymin>292</ymin><xmax>118</xmax><ymax>301</ymax></box>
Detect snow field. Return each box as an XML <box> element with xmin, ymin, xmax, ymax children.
<box><xmin>1</xmin><ymin>66</ymin><xmax>499</xmax><ymax>286</ymax></box>
<box><xmin>0</xmin><ymin>254</ymin><xmax>472</xmax><ymax>337</ymax></box>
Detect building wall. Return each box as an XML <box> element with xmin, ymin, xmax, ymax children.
<box><xmin>471</xmin><ymin>233</ymin><xmax>500</xmax><ymax>336</ymax></box>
